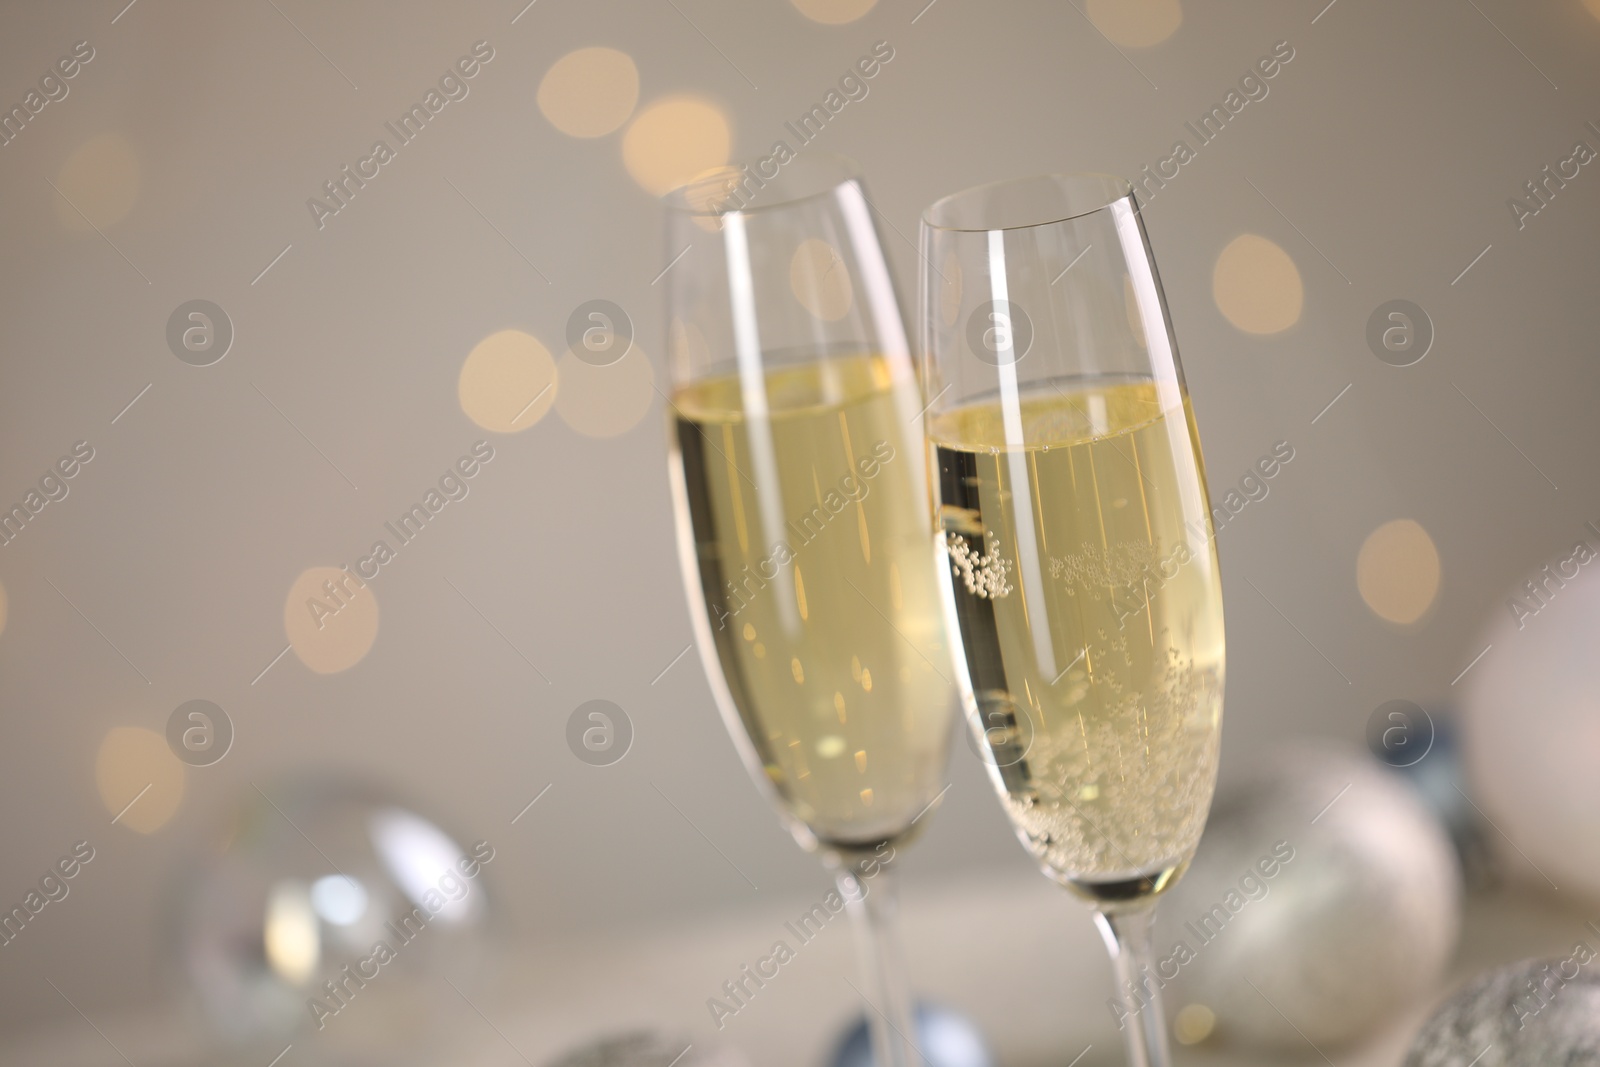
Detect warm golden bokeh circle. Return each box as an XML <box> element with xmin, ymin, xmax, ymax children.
<box><xmin>285</xmin><ymin>566</ymin><xmax>380</xmax><ymax>674</ymax></box>
<box><xmin>54</xmin><ymin>134</ymin><xmax>141</xmax><ymax>231</ymax></box>
<box><xmin>97</xmin><ymin>727</ymin><xmax>185</xmax><ymax>833</ymax></box>
<box><xmin>1357</xmin><ymin>519</ymin><xmax>1441</xmax><ymax>625</ymax></box>
<box><xmin>622</xmin><ymin>96</ymin><xmax>731</xmax><ymax>197</ymax></box>
<box><xmin>789</xmin><ymin>0</ymin><xmax>878</xmax><ymax>24</ymax></box>
<box><xmin>1173</xmin><ymin>1003</ymin><xmax>1216</xmax><ymax>1045</ymax></box>
<box><xmin>789</xmin><ymin>238</ymin><xmax>854</xmax><ymax>321</ymax></box>
<box><xmin>1086</xmin><ymin>0</ymin><xmax>1183</xmax><ymax>47</ymax></box>
<box><xmin>537</xmin><ymin>46</ymin><xmax>640</xmax><ymax>138</ymax></box>
<box><xmin>555</xmin><ymin>346</ymin><xmax>656</xmax><ymax>438</ymax></box>
<box><xmin>1213</xmin><ymin>233</ymin><xmax>1303</xmax><ymax>335</ymax></box>
<box><xmin>459</xmin><ymin>329</ymin><xmax>558</xmax><ymax>433</ymax></box>
<box><xmin>1587</xmin><ymin>0</ymin><xmax>1600</xmax><ymax>21</ymax></box>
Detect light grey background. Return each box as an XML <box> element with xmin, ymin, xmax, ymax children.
<box><xmin>1</xmin><ymin>0</ymin><xmax>1597</xmax><ymax>1043</ymax></box>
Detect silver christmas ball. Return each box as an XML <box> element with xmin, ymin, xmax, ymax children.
<box><xmin>1151</xmin><ymin>744</ymin><xmax>1461</xmax><ymax>1051</ymax></box>
<box><xmin>1404</xmin><ymin>954</ymin><xmax>1600</xmax><ymax>1065</ymax></box>
<box><xmin>173</xmin><ymin>776</ymin><xmax>498</xmax><ymax>1057</ymax></box>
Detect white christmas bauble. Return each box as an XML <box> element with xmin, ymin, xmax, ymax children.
<box><xmin>1153</xmin><ymin>745</ymin><xmax>1461</xmax><ymax>1051</ymax></box>
<box><xmin>1461</xmin><ymin>562</ymin><xmax>1600</xmax><ymax>900</ymax></box>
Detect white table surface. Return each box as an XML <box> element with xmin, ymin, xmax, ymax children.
<box><xmin>0</xmin><ymin>873</ymin><xmax>1580</xmax><ymax>1067</ymax></box>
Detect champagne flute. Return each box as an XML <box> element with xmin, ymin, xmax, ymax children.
<box><xmin>919</xmin><ymin>175</ymin><xmax>1225</xmax><ymax>1067</ymax></box>
<box><xmin>662</xmin><ymin>154</ymin><xmax>955</xmax><ymax>1067</ymax></box>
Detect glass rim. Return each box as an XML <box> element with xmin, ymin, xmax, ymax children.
<box><xmin>922</xmin><ymin>172</ymin><xmax>1135</xmax><ymax>233</ymax></box>
<box><xmin>661</xmin><ymin>152</ymin><xmax>863</xmax><ymax>218</ymax></box>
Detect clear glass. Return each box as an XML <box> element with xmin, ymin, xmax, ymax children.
<box><xmin>663</xmin><ymin>155</ymin><xmax>957</xmax><ymax>1067</ymax></box>
<box><xmin>919</xmin><ymin>174</ymin><xmax>1226</xmax><ymax>1067</ymax></box>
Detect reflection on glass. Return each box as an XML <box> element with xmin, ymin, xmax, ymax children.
<box><xmin>310</xmin><ymin>873</ymin><xmax>369</xmax><ymax>927</ymax></box>
<box><xmin>264</xmin><ymin>880</ymin><xmax>319</xmax><ymax>985</ymax></box>
<box><xmin>369</xmin><ymin>807</ymin><xmax>482</xmax><ymax>925</ymax></box>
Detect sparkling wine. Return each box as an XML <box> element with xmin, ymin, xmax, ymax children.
<box><xmin>670</xmin><ymin>354</ymin><xmax>953</xmax><ymax>852</ymax></box>
<box><xmin>931</xmin><ymin>380</ymin><xmax>1224</xmax><ymax>902</ymax></box>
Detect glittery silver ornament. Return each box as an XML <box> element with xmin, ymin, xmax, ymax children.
<box><xmin>1404</xmin><ymin>954</ymin><xmax>1600</xmax><ymax>1066</ymax></box>
<box><xmin>1150</xmin><ymin>744</ymin><xmax>1461</xmax><ymax>1052</ymax></box>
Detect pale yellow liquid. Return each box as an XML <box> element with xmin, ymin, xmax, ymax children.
<box><xmin>671</xmin><ymin>354</ymin><xmax>954</xmax><ymax>852</ymax></box>
<box><xmin>930</xmin><ymin>382</ymin><xmax>1224</xmax><ymax>900</ymax></box>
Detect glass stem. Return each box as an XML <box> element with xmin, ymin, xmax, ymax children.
<box><xmin>1093</xmin><ymin>904</ymin><xmax>1172</xmax><ymax>1067</ymax></box>
<box><xmin>837</xmin><ymin>861</ymin><xmax>920</xmax><ymax>1067</ymax></box>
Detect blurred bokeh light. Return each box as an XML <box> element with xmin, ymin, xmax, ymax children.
<box><xmin>52</xmin><ymin>133</ymin><xmax>140</xmax><ymax>232</ymax></box>
<box><xmin>458</xmin><ymin>328</ymin><xmax>559</xmax><ymax>433</ymax></box>
<box><xmin>538</xmin><ymin>47</ymin><xmax>641</xmax><ymax>139</ymax></box>
<box><xmin>95</xmin><ymin>726</ymin><xmax>185</xmax><ymax>834</ymax></box>
<box><xmin>284</xmin><ymin>565</ymin><xmax>381</xmax><ymax>674</ymax></box>
<box><xmin>1357</xmin><ymin>519</ymin><xmax>1441</xmax><ymax>626</ymax></box>
<box><xmin>1212</xmin><ymin>233</ymin><xmax>1303</xmax><ymax>335</ymax></box>
<box><xmin>622</xmin><ymin>96</ymin><xmax>732</xmax><ymax>197</ymax></box>
<box><xmin>1086</xmin><ymin>0</ymin><xmax>1183</xmax><ymax>48</ymax></box>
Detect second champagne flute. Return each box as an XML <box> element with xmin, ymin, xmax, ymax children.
<box><xmin>919</xmin><ymin>175</ymin><xmax>1226</xmax><ymax>1067</ymax></box>
<box><xmin>663</xmin><ymin>155</ymin><xmax>956</xmax><ymax>1067</ymax></box>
